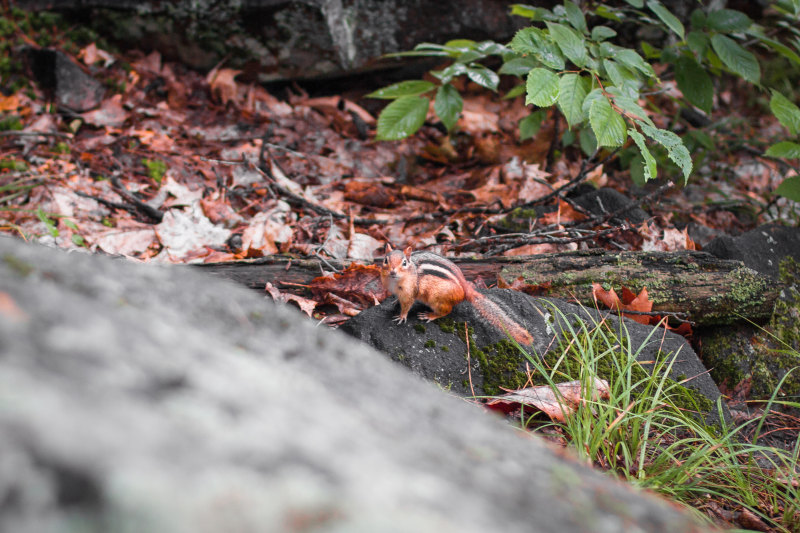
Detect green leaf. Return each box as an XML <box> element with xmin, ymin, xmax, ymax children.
<box><xmin>686</xmin><ymin>31</ymin><xmax>709</xmax><ymax>57</ymax></box>
<box><xmin>707</xmin><ymin>9</ymin><xmax>753</xmax><ymax>32</ymax></box>
<box><xmin>609</xmin><ymin>91</ymin><xmax>653</xmax><ymax>126</ymax></box>
<box><xmin>639</xmin><ymin>122</ymin><xmax>693</xmax><ymax>182</ymax></box>
<box><xmin>519</xmin><ymin>110</ymin><xmax>547</xmax><ymax>141</ymax></box>
<box><xmin>366</xmin><ymin>80</ymin><xmax>435</xmax><ymax>99</ymax></box>
<box><xmin>431</xmin><ymin>63</ymin><xmax>469</xmax><ymax>84</ymax></box>
<box><xmin>596</xmin><ymin>5</ymin><xmax>623</xmax><ymax>21</ymax></box>
<box><xmin>510</xmin><ymin>5</ymin><xmax>552</xmax><ymax>20</ymax></box>
<box><xmin>63</xmin><ymin>219</ymin><xmax>79</xmax><ymax>231</ymax></box>
<box><xmin>434</xmin><ymin>84</ymin><xmax>463</xmax><ymax>131</ymax></box>
<box><xmin>503</xmin><ymin>84</ymin><xmax>527</xmax><ymax>100</ymax></box>
<box><xmin>628</xmin><ymin>129</ymin><xmax>657</xmax><ymax>182</ymax></box>
<box><xmin>674</xmin><ymin>55</ymin><xmax>713</xmax><ymax>113</ymax></box>
<box><xmin>710</xmin><ymin>34</ymin><xmax>760</xmax><ymax>84</ymax></box>
<box><xmin>624</xmin><ymin>0</ymin><xmax>644</xmax><ymax>7</ymax></box>
<box><xmin>499</xmin><ymin>56</ymin><xmax>539</xmax><ymax>76</ymax></box>
<box><xmin>375</xmin><ymin>96</ymin><xmax>429</xmax><ymax>140</ymax></box>
<box><xmin>647</xmin><ymin>1</ymin><xmax>685</xmax><ymax>40</ymax></box>
<box><xmin>465</xmin><ymin>65</ymin><xmax>500</xmax><ymax>91</ymax></box>
<box><xmin>557</xmin><ymin>73</ymin><xmax>589</xmax><ymax>126</ymax></box>
<box><xmin>690</xmin><ymin>9</ymin><xmax>706</xmax><ymax>29</ymax></box>
<box><xmin>510</xmin><ymin>27</ymin><xmax>566</xmax><ymax>70</ymax></box>
<box><xmin>766</xmin><ymin>141</ymin><xmax>800</xmax><ymax>159</ymax></box>
<box><xmin>71</xmin><ymin>234</ymin><xmax>85</xmax><ymax>246</ymax></box>
<box><xmin>776</xmin><ymin>176</ymin><xmax>800</xmax><ymax>202</ymax></box>
<box><xmin>615</xmin><ymin>48</ymin><xmax>656</xmax><ymax>78</ymax></box>
<box><xmin>564</xmin><ymin>1</ymin><xmax>587</xmax><ymax>33</ymax></box>
<box><xmin>589</xmin><ymin>98</ymin><xmax>627</xmax><ymax>147</ymax></box>
<box><xmin>546</xmin><ymin>21</ymin><xmax>587</xmax><ymax>67</ymax></box>
<box><xmin>591</xmin><ymin>26</ymin><xmax>617</xmax><ymax>41</ymax></box>
<box><xmin>770</xmin><ymin>91</ymin><xmax>800</xmax><ymax>136</ymax></box>
<box><xmin>525</xmin><ymin>68</ymin><xmax>560</xmax><ymax>107</ymax></box>
<box><xmin>36</xmin><ymin>207</ymin><xmax>59</xmax><ymax>238</ymax></box>
<box><xmin>578</xmin><ymin>127</ymin><xmax>597</xmax><ymax>155</ymax></box>
<box><xmin>754</xmin><ymin>34</ymin><xmax>800</xmax><ymax>66</ymax></box>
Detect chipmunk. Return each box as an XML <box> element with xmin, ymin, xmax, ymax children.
<box><xmin>380</xmin><ymin>245</ymin><xmax>533</xmax><ymax>346</ymax></box>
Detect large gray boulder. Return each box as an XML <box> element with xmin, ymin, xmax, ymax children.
<box><xmin>0</xmin><ymin>236</ymin><xmax>712</xmax><ymax>532</ymax></box>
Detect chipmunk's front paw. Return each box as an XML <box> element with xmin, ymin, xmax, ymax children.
<box><xmin>393</xmin><ymin>315</ymin><xmax>407</xmax><ymax>324</ymax></box>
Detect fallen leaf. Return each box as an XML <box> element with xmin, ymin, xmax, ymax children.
<box><xmin>81</xmin><ymin>94</ymin><xmax>128</xmax><ymax>127</ymax></box>
<box><xmin>486</xmin><ymin>378</ymin><xmax>610</xmax><ymax>422</ymax></box>
<box><xmin>207</xmin><ymin>68</ymin><xmax>241</xmax><ymax>106</ymax></box>
<box><xmin>265</xmin><ymin>282</ymin><xmax>318</xmax><ymax>317</ymax></box>
<box><xmin>592</xmin><ymin>283</ymin><xmax>652</xmax><ymax>325</ymax></box>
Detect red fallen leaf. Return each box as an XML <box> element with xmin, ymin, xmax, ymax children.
<box><xmin>300</xmin><ymin>96</ymin><xmax>376</xmax><ymax>126</ymax></box>
<box><xmin>344</xmin><ymin>180</ymin><xmax>396</xmax><ymax>208</ymax></box>
<box><xmin>592</xmin><ymin>283</ymin><xmax>652</xmax><ymax>325</ymax></box>
<box><xmin>399</xmin><ymin>185</ymin><xmax>441</xmax><ymax>204</ymax></box>
<box><xmin>539</xmin><ymin>199</ymin><xmax>587</xmax><ymax>225</ymax></box>
<box><xmin>265</xmin><ymin>282</ymin><xmax>318</xmax><ymax>317</ymax></box>
<box><xmin>0</xmin><ymin>93</ymin><xmax>20</xmax><ymax>112</ymax></box>
<box><xmin>207</xmin><ymin>68</ymin><xmax>241</xmax><ymax>106</ymax></box>
<box><xmin>486</xmin><ymin>378</ymin><xmax>610</xmax><ymax>422</ymax></box>
<box><xmin>310</xmin><ymin>263</ymin><xmax>386</xmax><ymax>310</ymax></box>
<box><xmin>498</xmin><ymin>276</ymin><xmax>552</xmax><ymax>296</ymax></box>
<box><xmin>81</xmin><ymin>94</ymin><xmax>128</xmax><ymax>127</ymax></box>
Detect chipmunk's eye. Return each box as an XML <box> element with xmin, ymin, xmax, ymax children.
<box><xmin>401</xmin><ymin>259</ymin><xmax>407</xmax><ymax>267</ymax></box>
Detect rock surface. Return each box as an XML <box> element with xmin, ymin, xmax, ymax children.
<box><xmin>342</xmin><ymin>289</ymin><xmax>727</xmax><ymax>422</ymax></box>
<box><xmin>704</xmin><ymin>223</ymin><xmax>800</xmax><ymax>279</ymax></box>
<box><xmin>0</xmin><ymin>236</ymin><xmax>712</xmax><ymax>532</ymax></box>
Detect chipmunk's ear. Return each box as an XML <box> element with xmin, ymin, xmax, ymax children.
<box><xmin>403</xmin><ymin>246</ymin><xmax>413</xmax><ymax>257</ymax></box>
<box><xmin>385</xmin><ymin>243</ymin><xmax>393</xmax><ymax>254</ymax></box>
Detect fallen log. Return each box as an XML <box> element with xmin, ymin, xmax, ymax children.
<box><xmin>193</xmin><ymin>250</ymin><xmax>780</xmax><ymax>326</ymax></box>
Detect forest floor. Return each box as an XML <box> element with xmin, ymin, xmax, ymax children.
<box><xmin>1</xmin><ymin>16</ymin><xmax>799</xmax><ymax>532</ymax></box>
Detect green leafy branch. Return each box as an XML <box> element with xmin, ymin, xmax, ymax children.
<box><xmin>369</xmin><ymin>1</ymin><xmax>800</xmax><ymax>191</ymax></box>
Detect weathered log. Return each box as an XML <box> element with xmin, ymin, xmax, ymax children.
<box><xmin>194</xmin><ymin>250</ymin><xmax>780</xmax><ymax>326</ymax></box>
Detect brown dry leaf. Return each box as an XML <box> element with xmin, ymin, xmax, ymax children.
<box><xmin>503</xmin><ymin>243</ymin><xmax>562</xmax><ymax>256</ymax></box>
<box><xmin>344</xmin><ymin>180</ymin><xmax>396</xmax><ymax>208</ymax></box>
<box><xmin>592</xmin><ymin>283</ymin><xmax>652</xmax><ymax>325</ymax></box>
<box><xmin>265</xmin><ymin>282</ymin><xmax>318</xmax><ymax>317</ymax></box>
<box><xmin>486</xmin><ymin>378</ymin><xmax>610</xmax><ymax>422</ymax></box>
<box><xmin>81</xmin><ymin>94</ymin><xmax>128</xmax><ymax>128</ymax></box>
<box><xmin>399</xmin><ymin>185</ymin><xmax>441</xmax><ymax>204</ymax></box>
<box><xmin>0</xmin><ymin>93</ymin><xmax>20</xmax><ymax>112</ymax></box>
<box><xmin>301</xmin><ymin>96</ymin><xmax>376</xmax><ymax>126</ymax></box>
<box><xmin>0</xmin><ymin>292</ymin><xmax>28</xmax><ymax>322</ymax></box>
<box><xmin>240</xmin><ymin>202</ymin><xmax>294</xmax><ymax>257</ymax></box>
<box><xmin>640</xmin><ymin>223</ymin><xmax>696</xmax><ymax>251</ymax></box>
<box><xmin>310</xmin><ymin>263</ymin><xmax>386</xmax><ymax>309</ymax></box>
<box><xmin>540</xmin><ymin>200</ymin><xmax>587</xmax><ymax>225</ymax></box>
<box><xmin>79</xmin><ymin>43</ymin><xmax>114</xmax><ymax>67</ymax></box>
<box><xmin>207</xmin><ymin>68</ymin><xmax>241</xmax><ymax>106</ymax></box>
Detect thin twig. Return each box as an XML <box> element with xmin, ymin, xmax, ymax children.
<box><xmin>0</xmin><ymin>130</ymin><xmax>73</xmax><ymax>138</ymax></box>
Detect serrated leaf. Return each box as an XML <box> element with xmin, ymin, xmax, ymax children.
<box><xmin>510</xmin><ymin>27</ymin><xmax>566</xmax><ymax>70</ymax></box>
<box><xmin>375</xmin><ymin>96</ymin><xmax>429</xmax><ymax>140</ymax></box>
<box><xmin>686</xmin><ymin>31</ymin><xmax>709</xmax><ymax>57</ymax></box>
<box><xmin>431</xmin><ymin>63</ymin><xmax>469</xmax><ymax>84</ymax></box>
<box><xmin>591</xmin><ymin>26</ymin><xmax>617</xmax><ymax>41</ymax></box>
<box><xmin>525</xmin><ymin>68</ymin><xmax>560</xmax><ymax>107</ymax></box>
<box><xmin>589</xmin><ymin>98</ymin><xmax>627</xmax><ymax>147</ymax></box>
<box><xmin>610</xmin><ymin>92</ymin><xmax>653</xmax><ymax>126</ymax></box>
<box><xmin>557</xmin><ymin>73</ymin><xmax>589</xmax><ymax>126</ymax></box>
<box><xmin>546</xmin><ymin>21</ymin><xmax>587</xmax><ymax>67</ymax></box>
<box><xmin>639</xmin><ymin>121</ymin><xmax>692</xmax><ymax>182</ymax></box>
<box><xmin>707</xmin><ymin>9</ymin><xmax>753</xmax><ymax>32</ymax></box>
<box><xmin>434</xmin><ymin>84</ymin><xmax>463</xmax><ymax>131</ymax></box>
<box><xmin>628</xmin><ymin>129</ymin><xmax>657</xmax><ymax>182</ymax></box>
<box><xmin>465</xmin><ymin>65</ymin><xmax>500</xmax><ymax>91</ymax></box>
<box><xmin>766</xmin><ymin>141</ymin><xmax>800</xmax><ymax>159</ymax></box>
<box><xmin>710</xmin><ymin>34</ymin><xmax>760</xmax><ymax>84</ymax></box>
<box><xmin>520</xmin><ymin>110</ymin><xmax>547</xmax><ymax>141</ymax></box>
<box><xmin>582</xmin><ymin>88</ymin><xmax>605</xmax><ymax>116</ymax></box>
<box><xmin>499</xmin><ymin>56</ymin><xmax>539</xmax><ymax>76</ymax></box>
<box><xmin>770</xmin><ymin>91</ymin><xmax>800</xmax><ymax>136</ymax></box>
<box><xmin>564</xmin><ymin>1</ymin><xmax>587</xmax><ymax>33</ymax></box>
<box><xmin>675</xmin><ymin>55</ymin><xmax>713</xmax><ymax>113</ymax></box>
<box><xmin>776</xmin><ymin>176</ymin><xmax>800</xmax><ymax>202</ymax></box>
<box><xmin>647</xmin><ymin>1</ymin><xmax>685</xmax><ymax>40</ymax></box>
<box><xmin>366</xmin><ymin>80</ymin><xmax>435</xmax><ymax>99</ymax></box>
<box><xmin>615</xmin><ymin>48</ymin><xmax>656</xmax><ymax>78</ymax></box>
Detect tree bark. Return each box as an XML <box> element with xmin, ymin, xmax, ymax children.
<box><xmin>194</xmin><ymin>250</ymin><xmax>780</xmax><ymax>326</ymax></box>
